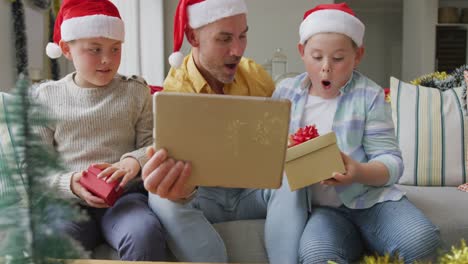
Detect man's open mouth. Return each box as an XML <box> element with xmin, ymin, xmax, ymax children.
<box><xmin>225</xmin><ymin>63</ymin><xmax>237</xmax><ymax>70</ymax></box>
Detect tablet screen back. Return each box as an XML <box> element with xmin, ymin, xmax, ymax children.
<box><xmin>153</xmin><ymin>93</ymin><xmax>291</xmax><ymax>189</ymax></box>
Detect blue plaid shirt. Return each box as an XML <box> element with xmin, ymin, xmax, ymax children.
<box><xmin>273</xmin><ymin>71</ymin><xmax>405</xmax><ymax>209</ymax></box>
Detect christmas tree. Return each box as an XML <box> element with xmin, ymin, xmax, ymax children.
<box><xmin>0</xmin><ymin>75</ymin><xmax>88</xmax><ymax>264</ymax></box>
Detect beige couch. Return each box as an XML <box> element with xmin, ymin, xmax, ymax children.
<box><xmin>92</xmin><ymin>185</ymin><xmax>468</xmax><ymax>262</ymax></box>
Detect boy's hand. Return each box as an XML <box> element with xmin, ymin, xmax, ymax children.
<box><xmin>321</xmin><ymin>152</ymin><xmax>360</xmax><ymax>186</ymax></box>
<box><xmin>142</xmin><ymin>147</ymin><xmax>196</xmax><ymax>201</ymax></box>
<box><xmin>71</xmin><ymin>172</ymin><xmax>109</xmax><ymax>208</ymax></box>
<box><xmin>93</xmin><ymin>158</ymin><xmax>141</xmax><ymax>188</ymax></box>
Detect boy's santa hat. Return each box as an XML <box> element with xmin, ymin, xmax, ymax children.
<box><xmin>46</xmin><ymin>0</ymin><xmax>125</xmax><ymax>59</ymax></box>
<box><xmin>169</xmin><ymin>0</ymin><xmax>248</xmax><ymax>68</ymax></box>
<box><xmin>299</xmin><ymin>3</ymin><xmax>365</xmax><ymax>47</ymax></box>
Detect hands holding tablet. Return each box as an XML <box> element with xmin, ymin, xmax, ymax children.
<box><xmin>142</xmin><ymin>146</ymin><xmax>197</xmax><ymax>201</ymax></box>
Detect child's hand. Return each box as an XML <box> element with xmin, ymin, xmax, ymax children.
<box><xmin>93</xmin><ymin>158</ymin><xmax>141</xmax><ymax>188</ymax></box>
<box><xmin>71</xmin><ymin>171</ymin><xmax>109</xmax><ymax>208</ymax></box>
<box><xmin>321</xmin><ymin>152</ymin><xmax>360</xmax><ymax>186</ymax></box>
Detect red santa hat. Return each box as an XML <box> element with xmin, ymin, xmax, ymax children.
<box><xmin>46</xmin><ymin>0</ymin><xmax>125</xmax><ymax>59</ymax></box>
<box><xmin>299</xmin><ymin>3</ymin><xmax>365</xmax><ymax>47</ymax></box>
<box><xmin>169</xmin><ymin>0</ymin><xmax>248</xmax><ymax>68</ymax></box>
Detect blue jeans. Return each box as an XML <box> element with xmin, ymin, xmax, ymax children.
<box><xmin>148</xmin><ymin>177</ymin><xmax>307</xmax><ymax>264</ymax></box>
<box><xmin>57</xmin><ymin>192</ymin><xmax>166</xmax><ymax>261</ymax></box>
<box><xmin>299</xmin><ymin>197</ymin><xmax>441</xmax><ymax>264</ymax></box>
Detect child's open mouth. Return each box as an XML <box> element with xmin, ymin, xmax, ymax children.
<box><xmin>322</xmin><ymin>80</ymin><xmax>331</xmax><ymax>89</ymax></box>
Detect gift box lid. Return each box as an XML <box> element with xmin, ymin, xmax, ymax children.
<box><xmin>286</xmin><ymin>132</ymin><xmax>337</xmax><ymax>162</ymax></box>
<box><xmin>153</xmin><ymin>92</ymin><xmax>291</xmax><ymax>189</ymax></box>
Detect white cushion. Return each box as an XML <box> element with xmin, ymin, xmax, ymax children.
<box><xmin>390</xmin><ymin>77</ymin><xmax>467</xmax><ymax>186</ymax></box>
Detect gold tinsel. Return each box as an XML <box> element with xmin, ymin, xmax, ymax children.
<box><xmin>359</xmin><ymin>254</ymin><xmax>404</xmax><ymax>264</ymax></box>
<box><xmin>411</xmin><ymin>71</ymin><xmax>449</xmax><ymax>86</ymax></box>
<box><xmin>439</xmin><ymin>240</ymin><xmax>468</xmax><ymax>264</ymax></box>
<box><xmin>327</xmin><ymin>240</ymin><xmax>468</xmax><ymax>264</ymax></box>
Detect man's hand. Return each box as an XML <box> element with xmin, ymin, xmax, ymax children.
<box><xmin>142</xmin><ymin>147</ymin><xmax>196</xmax><ymax>201</ymax></box>
<box><xmin>93</xmin><ymin>157</ymin><xmax>140</xmax><ymax>188</ymax></box>
<box><xmin>71</xmin><ymin>172</ymin><xmax>109</xmax><ymax>208</ymax></box>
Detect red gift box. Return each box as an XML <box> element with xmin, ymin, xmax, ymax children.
<box><xmin>78</xmin><ymin>165</ymin><xmax>123</xmax><ymax>206</ymax></box>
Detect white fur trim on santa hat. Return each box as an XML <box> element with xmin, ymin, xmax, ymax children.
<box><xmin>188</xmin><ymin>0</ymin><xmax>247</xmax><ymax>29</ymax></box>
<box><xmin>46</xmin><ymin>42</ymin><xmax>62</xmax><ymax>59</ymax></box>
<box><xmin>169</xmin><ymin>51</ymin><xmax>184</xmax><ymax>68</ymax></box>
<box><xmin>61</xmin><ymin>14</ymin><xmax>125</xmax><ymax>42</ymax></box>
<box><xmin>299</xmin><ymin>9</ymin><xmax>365</xmax><ymax>46</ymax></box>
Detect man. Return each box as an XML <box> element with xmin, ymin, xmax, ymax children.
<box><xmin>142</xmin><ymin>0</ymin><xmax>306</xmax><ymax>263</ymax></box>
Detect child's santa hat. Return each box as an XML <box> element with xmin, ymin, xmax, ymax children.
<box><xmin>46</xmin><ymin>0</ymin><xmax>125</xmax><ymax>59</ymax></box>
<box><xmin>299</xmin><ymin>3</ymin><xmax>365</xmax><ymax>47</ymax></box>
<box><xmin>169</xmin><ymin>0</ymin><xmax>248</xmax><ymax>68</ymax></box>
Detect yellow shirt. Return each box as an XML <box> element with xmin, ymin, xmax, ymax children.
<box><xmin>163</xmin><ymin>53</ymin><xmax>274</xmax><ymax>97</ymax></box>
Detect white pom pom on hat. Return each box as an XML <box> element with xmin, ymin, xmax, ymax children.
<box><xmin>46</xmin><ymin>0</ymin><xmax>125</xmax><ymax>59</ymax></box>
<box><xmin>169</xmin><ymin>0</ymin><xmax>247</xmax><ymax>68</ymax></box>
<box><xmin>46</xmin><ymin>42</ymin><xmax>62</xmax><ymax>59</ymax></box>
<box><xmin>168</xmin><ymin>51</ymin><xmax>185</xmax><ymax>69</ymax></box>
<box><xmin>299</xmin><ymin>3</ymin><xmax>365</xmax><ymax>47</ymax></box>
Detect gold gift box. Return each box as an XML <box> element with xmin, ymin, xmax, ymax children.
<box><xmin>285</xmin><ymin>132</ymin><xmax>345</xmax><ymax>191</ymax></box>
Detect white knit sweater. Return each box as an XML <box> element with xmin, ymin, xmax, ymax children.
<box><xmin>32</xmin><ymin>73</ymin><xmax>153</xmax><ymax>200</ymax></box>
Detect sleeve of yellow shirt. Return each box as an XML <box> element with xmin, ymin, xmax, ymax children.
<box><xmin>163</xmin><ymin>69</ymin><xmax>193</xmax><ymax>93</ymax></box>
<box><xmin>239</xmin><ymin>58</ymin><xmax>275</xmax><ymax>97</ymax></box>
<box><xmin>163</xmin><ymin>54</ymin><xmax>196</xmax><ymax>93</ymax></box>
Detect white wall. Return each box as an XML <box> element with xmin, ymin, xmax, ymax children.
<box><xmin>112</xmin><ymin>0</ymin><xmax>165</xmax><ymax>86</ymax></box>
<box><xmin>0</xmin><ymin>1</ymin><xmax>15</xmax><ymax>91</ymax></box>
<box><xmin>0</xmin><ymin>1</ymin><xmax>444</xmax><ymax>90</ymax></box>
<box><xmin>163</xmin><ymin>0</ymin><xmax>332</xmax><ymax>77</ymax></box>
<box><xmin>345</xmin><ymin>0</ymin><xmax>403</xmax><ymax>87</ymax></box>
<box><xmin>402</xmin><ymin>0</ymin><xmax>438</xmax><ymax>82</ymax></box>
<box><xmin>243</xmin><ymin>0</ymin><xmax>332</xmax><ymax>74</ymax></box>
<box><xmin>0</xmin><ymin>2</ymin><xmax>49</xmax><ymax>91</ymax></box>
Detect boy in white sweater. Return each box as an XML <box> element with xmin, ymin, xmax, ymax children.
<box><xmin>33</xmin><ymin>0</ymin><xmax>166</xmax><ymax>260</ymax></box>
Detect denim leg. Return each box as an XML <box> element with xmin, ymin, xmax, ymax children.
<box><xmin>265</xmin><ymin>176</ymin><xmax>308</xmax><ymax>264</ymax></box>
<box><xmin>100</xmin><ymin>192</ymin><xmax>166</xmax><ymax>261</ymax></box>
<box><xmin>300</xmin><ymin>207</ymin><xmax>363</xmax><ymax>264</ymax></box>
<box><xmin>230</xmin><ymin>189</ymin><xmax>267</xmax><ymax>220</ymax></box>
<box><xmin>54</xmin><ymin>206</ymin><xmax>103</xmax><ymax>252</ymax></box>
<box><xmin>148</xmin><ymin>193</ymin><xmax>228</xmax><ymax>263</ymax></box>
<box><xmin>350</xmin><ymin>197</ymin><xmax>441</xmax><ymax>263</ymax></box>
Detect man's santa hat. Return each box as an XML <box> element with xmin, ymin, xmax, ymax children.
<box><xmin>299</xmin><ymin>3</ymin><xmax>365</xmax><ymax>46</ymax></box>
<box><xmin>46</xmin><ymin>0</ymin><xmax>125</xmax><ymax>59</ymax></box>
<box><xmin>169</xmin><ymin>0</ymin><xmax>248</xmax><ymax>68</ymax></box>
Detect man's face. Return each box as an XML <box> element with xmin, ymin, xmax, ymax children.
<box><xmin>61</xmin><ymin>37</ymin><xmax>122</xmax><ymax>88</ymax></box>
<box><xmin>193</xmin><ymin>14</ymin><xmax>248</xmax><ymax>86</ymax></box>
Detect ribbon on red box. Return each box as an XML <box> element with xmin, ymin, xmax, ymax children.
<box><xmin>289</xmin><ymin>125</ymin><xmax>319</xmax><ymax>147</ymax></box>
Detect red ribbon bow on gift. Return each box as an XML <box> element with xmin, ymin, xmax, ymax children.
<box><xmin>289</xmin><ymin>125</ymin><xmax>319</xmax><ymax>147</ymax></box>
